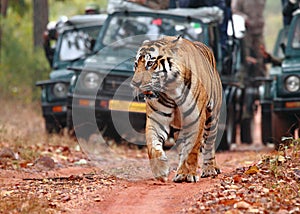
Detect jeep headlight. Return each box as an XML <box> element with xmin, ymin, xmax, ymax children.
<box><xmin>53</xmin><ymin>83</ymin><xmax>68</xmax><ymax>98</ymax></box>
<box><xmin>285</xmin><ymin>75</ymin><xmax>300</xmax><ymax>92</ymax></box>
<box><xmin>83</xmin><ymin>72</ymin><xmax>100</xmax><ymax>89</ymax></box>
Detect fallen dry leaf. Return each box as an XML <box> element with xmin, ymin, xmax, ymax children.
<box><xmin>245</xmin><ymin>165</ymin><xmax>259</xmax><ymax>175</ymax></box>
<box><xmin>277</xmin><ymin>155</ymin><xmax>286</xmax><ymax>163</ymax></box>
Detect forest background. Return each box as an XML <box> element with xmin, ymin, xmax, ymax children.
<box><xmin>0</xmin><ymin>0</ymin><xmax>282</xmax><ymax>103</ymax></box>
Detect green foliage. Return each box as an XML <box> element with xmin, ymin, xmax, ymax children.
<box><xmin>9</xmin><ymin>0</ymin><xmax>29</xmax><ymax>16</ymax></box>
<box><xmin>0</xmin><ymin>10</ymin><xmax>49</xmax><ymax>102</ymax></box>
<box><xmin>0</xmin><ymin>0</ymin><xmax>107</xmax><ymax>102</ymax></box>
<box><xmin>48</xmin><ymin>0</ymin><xmax>107</xmax><ymax>21</ymax></box>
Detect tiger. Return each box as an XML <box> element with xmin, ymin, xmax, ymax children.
<box><xmin>131</xmin><ymin>35</ymin><xmax>222</xmax><ymax>182</ymax></box>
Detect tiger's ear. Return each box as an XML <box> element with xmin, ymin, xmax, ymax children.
<box><xmin>172</xmin><ymin>35</ymin><xmax>183</xmax><ymax>43</ymax></box>
<box><xmin>177</xmin><ymin>34</ymin><xmax>183</xmax><ymax>40</ymax></box>
<box><xmin>142</xmin><ymin>39</ymin><xmax>150</xmax><ymax>44</ymax></box>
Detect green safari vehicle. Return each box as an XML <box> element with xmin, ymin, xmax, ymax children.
<box><xmin>36</xmin><ymin>14</ymin><xmax>107</xmax><ymax>133</ymax></box>
<box><xmin>260</xmin><ymin>13</ymin><xmax>300</xmax><ymax>148</ymax></box>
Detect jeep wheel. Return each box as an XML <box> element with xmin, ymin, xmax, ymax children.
<box><xmin>66</xmin><ymin>109</ymin><xmax>75</xmax><ymax>137</ymax></box>
<box><xmin>240</xmin><ymin>118</ymin><xmax>253</xmax><ymax>144</ymax></box>
<box><xmin>74</xmin><ymin>123</ymin><xmax>97</xmax><ymax>141</ymax></box>
<box><xmin>218</xmin><ymin>103</ymin><xmax>236</xmax><ymax>151</ymax></box>
<box><xmin>261</xmin><ymin>103</ymin><xmax>272</xmax><ymax>145</ymax></box>
<box><xmin>68</xmin><ymin>109</ymin><xmax>97</xmax><ymax>141</ymax></box>
<box><xmin>272</xmin><ymin>112</ymin><xmax>295</xmax><ymax>150</ymax></box>
<box><xmin>45</xmin><ymin>118</ymin><xmax>63</xmax><ymax>134</ymax></box>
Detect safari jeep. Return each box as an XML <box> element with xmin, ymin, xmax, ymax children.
<box><xmin>67</xmin><ymin>6</ymin><xmax>246</xmax><ymax>150</ymax></box>
<box><xmin>260</xmin><ymin>13</ymin><xmax>300</xmax><ymax>147</ymax></box>
<box><xmin>36</xmin><ymin>14</ymin><xmax>107</xmax><ymax>133</ymax></box>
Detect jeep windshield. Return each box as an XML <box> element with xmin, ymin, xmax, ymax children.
<box><xmin>291</xmin><ymin>15</ymin><xmax>300</xmax><ymax>49</ymax></box>
<box><xmin>98</xmin><ymin>12</ymin><xmax>205</xmax><ymax>49</ymax></box>
<box><xmin>58</xmin><ymin>26</ymin><xmax>100</xmax><ymax>61</ymax></box>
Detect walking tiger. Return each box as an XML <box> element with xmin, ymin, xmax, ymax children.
<box><xmin>131</xmin><ymin>36</ymin><xmax>222</xmax><ymax>182</ymax></box>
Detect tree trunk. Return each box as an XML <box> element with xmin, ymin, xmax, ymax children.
<box><xmin>0</xmin><ymin>0</ymin><xmax>9</xmax><ymax>62</ymax></box>
<box><xmin>1</xmin><ymin>0</ymin><xmax>8</xmax><ymax>17</ymax></box>
<box><xmin>33</xmin><ymin>0</ymin><xmax>48</xmax><ymax>48</ymax></box>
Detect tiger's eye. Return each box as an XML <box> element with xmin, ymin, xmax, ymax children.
<box><xmin>147</xmin><ymin>61</ymin><xmax>154</xmax><ymax>67</ymax></box>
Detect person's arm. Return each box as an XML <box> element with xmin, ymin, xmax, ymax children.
<box><xmin>231</xmin><ymin>0</ymin><xmax>248</xmax><ymax>20</ymax></box>
<box><xmin>128</xmin><ymin>0</ymin><xmax>169</xmax><ymax>9</ymax></box>
<box><xmin>148</xmin><ymin>0</ymin><xmax>169</xmax><ymax>9</ymax></box>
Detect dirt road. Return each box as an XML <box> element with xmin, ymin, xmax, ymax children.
<box><xmin>1</xmin><ymin>144</ymin><xmax>272</xmax><ymax>213</ymax></box>
<box><xmin>86</xmin><ymin>149</ymin><xmax>270</xmax><ymax>214</ymax></box>
<box><xmin>0</xmin><ymin>99</ymin><xmax>284</xmax><ymax>213</ymax></box>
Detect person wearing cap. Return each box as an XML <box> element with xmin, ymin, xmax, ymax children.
<box><xmin>43</xmin><ymin>21</ymin><xmax>58</xmax><ymax>66</ymax></box>
<box><xmin>85</xmin><ymin>3</ymin><xmax>100</xmax><ymax>14</ymax></box>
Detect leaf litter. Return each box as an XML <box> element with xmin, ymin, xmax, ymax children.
<box><xmin>182</xmin><ymin>141</ymin><xmax>300</xmax><ymax>214</ymax></box>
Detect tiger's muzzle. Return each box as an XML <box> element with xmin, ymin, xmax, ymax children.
<box><xmin>143</xmin><ymin>91</ymin><xmax>160</xmax><ymax>100</ymax></box>
<box><xmin>131</xmin><ymin>81</ymin><xmax>160</xmax><ymax>100</ymax></box>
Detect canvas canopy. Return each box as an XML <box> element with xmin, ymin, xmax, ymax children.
<box><xmin>107</xmin><ymin>0</ymin><xmax>223</xmax><ymax>24</ymax></box>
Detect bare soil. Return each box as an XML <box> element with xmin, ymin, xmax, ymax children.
<box><xmin>0</xmin><ymin>99</ymin><xmax>278</xmax><ymax>213</ymax></box>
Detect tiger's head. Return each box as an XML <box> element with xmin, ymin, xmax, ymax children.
<box><xmin>131</xmin><ymin>36</ymin><xmax>186</xmax><ymax>100</ymax></box>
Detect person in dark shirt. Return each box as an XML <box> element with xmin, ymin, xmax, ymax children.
<box><xmin>43</xmin><ymin>22</ymin><xmax>58</xmax><ymax>67</ymax></box>
<box><xmin>282</xmin><ymin>0</ymin><xmax>300</xmax><ymax>25</ymax></box>
<box><xmin>177</xmin><ymin>0</ymin><xmax>229</xmax><ymax>58</ymax></box>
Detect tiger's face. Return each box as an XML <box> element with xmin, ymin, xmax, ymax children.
<box><xmin>131</xmin><ymin>39</ymin><xmax>182</xmax><ymax>100</ymax></box>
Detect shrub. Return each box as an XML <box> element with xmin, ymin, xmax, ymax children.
<box><xmin>0</xmin><ymin>11</ymin><xmax>49</xmax><ymax>102</ymax></box>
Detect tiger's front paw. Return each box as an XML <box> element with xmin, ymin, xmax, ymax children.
<box><xmin>149</xmin><ymin>148</ymin><xmax>170</xmax><ymax>182</ymax></box>
<box><xmin>173</xmin><ymin>173</ymin><xmax>199</xmax><ymax>183</ymax></box>
<box><xmin>201</xmin><ymin>165</ymin><xmax>221</xmax><ymax>178</ymax></box>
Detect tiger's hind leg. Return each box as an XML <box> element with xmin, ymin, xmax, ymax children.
<box><xmin>172</xmin><ymin>114</ymin><xmax>206</xmax><ymax>183</ymax></box>
<box><xmin>172</xmin><ymin>140</ymin><xmax>201</xmax><ymax>183</ymax></box>
<box><xmin>201</xmin><ymin>107</ymin><xmax>221</xmax><ymax>178</ymax></box>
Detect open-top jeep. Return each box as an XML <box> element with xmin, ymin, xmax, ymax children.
<box><xmin>36</xmin><ymin>14</ymin><xmax>107</xmax><ymax>133</ymax></box>
<box><xmin>260</xmin><ymin>13</ymin><xmax>300</xmax><ymax>148</ymax></box>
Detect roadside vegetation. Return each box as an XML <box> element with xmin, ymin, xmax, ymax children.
<box><xmin>0</xmin><ymin>0</ymin><xmax>107</xmax><ymax>102</ymax></box>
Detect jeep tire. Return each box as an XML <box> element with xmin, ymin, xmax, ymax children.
<box><xmin>45</xmin><ymin>117</ymin><xmax>63</xmax><ymax>134</ymax></box>
<box><xmin>272</xmin><ymin>112</ymin><xmax>295</xmax><ymax>150</ymax></box>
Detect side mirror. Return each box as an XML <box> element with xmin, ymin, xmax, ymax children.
<box><xmin>280</xmin><ymin>42</ymin><xmax>286</xmax><ymax>55</ymax></box>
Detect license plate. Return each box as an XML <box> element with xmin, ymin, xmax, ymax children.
<box><xmin>109</xmin><ymin>100</ymin><xmax>146</xmax><ymax>113</ymax></box>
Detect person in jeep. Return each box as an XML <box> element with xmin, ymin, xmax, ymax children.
<box><xmin>43</xmin><ymin>22</ymin><xmax>58</xmax><ymax>67</ymax></box>
<box><xmin>127</xmin><ymin>0</ymin><xmax>170</xmax><ymax>9</ymax></box>
<box><xmin>85</xmin><ymin>3</ymin><xmax>100</xmax><ymax>14</ymax></box>
<box><xmin>283</xmin><ymin>0</ymin><xmax>300</xmax><ymax>25</ymax></box>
